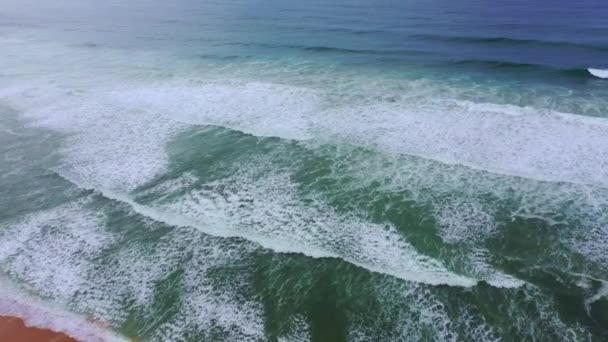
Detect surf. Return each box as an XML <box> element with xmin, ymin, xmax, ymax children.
<box><xmin>589</xmin><ymin>68</ymin><xmax>608</xmax><ymax>79</ymax></box>
<box><xmin>52</xmin><ymin>170</ymin><xmax>482</xmax><ymax>288</ymax></box>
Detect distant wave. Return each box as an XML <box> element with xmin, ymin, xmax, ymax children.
<box><xmin>589</xmin><ymin>68</ymin><xmax>608</xmax><ymax>79</ymax></box>
<box><xmin>451</xmin><ymin>59</ymin><xmax>597</xmax><ymax>80</ymax></box>
<box><xmin>414</xmin><ymin>34</ymin><xmax>608</xmax><ymax>52</ymax></box>
<box><xmin>198</xmin><ymin>53</ymin><xmax>250</xmax><ymax>60</ymax></box>
<box><xmin>218</xmin><ymin>41</ymin><xmax>375</xmax><ymax>54</ymax></box>
<box><xmin>302</xmin><ymin>45</ymin><xmax>381</xmax><ymax>54</ymax></box>
<box><xmin>294</xmin><ymin>26</ymin><xmax>384</xmax><ymax>35</ymax></box>
<box><xmin>217</xmin><ymin>41</ymin><xmax>429</xmax><ymax>56</ymax></box>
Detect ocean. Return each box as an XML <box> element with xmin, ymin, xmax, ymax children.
<box><xmin>1</xmin><ymin>0</ymin><xmax>607</xmax><ymax>340</ymax></box>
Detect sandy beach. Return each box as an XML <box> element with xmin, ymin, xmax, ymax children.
<box><xmin>0</xmin><ymin>315</ymin><xmax>78</xmax><ymax>342</ymax></box>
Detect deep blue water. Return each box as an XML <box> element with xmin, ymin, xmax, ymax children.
<box><xmin>4</xmin><ymin>0</ymin><xmax>608</xmax><ymax>75</ymax></box>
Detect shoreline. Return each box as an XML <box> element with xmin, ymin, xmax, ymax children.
<box><xmin>0</xmin><ymin>315</ymin><xmax>79</xmax><ymax>342</ymax></box>
<box><xmin>0</xmin><ymin>289</ymin><xmax>128</xmax><ymax>342</ymax></box>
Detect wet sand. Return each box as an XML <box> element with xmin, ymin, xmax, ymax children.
<box><xmin>0</xmin><ymin>315</ymin><xmax>79</xmax><ymax>342</ymax></box>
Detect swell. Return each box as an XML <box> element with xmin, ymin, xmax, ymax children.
<box><xmin>414</xmin><ymin>34</ymin><xmax>608</xmax><ymax>52</ymax></box>
<box><xmin>213</xmin><ymin>41</ymin><xmax>598</xmax><ymax>80</ymax></box>
<box><xmin>449</xmin><ymin>59</ymin><xmax>597</xmax><ymax>80</ymax></box>
<box><xmin>214</xmin><ymin>41</ymin><xmax>430</xmax><ymax>56</ymax></box>
<box><xmin>280</xmin><ymin>25</ymin><xmax>384</xmax><ymax>36</ymax></box>
<box><xmin>51</xmin><ymin>170</ymin><xmax>483</xmax><ymax>288</ymax></box>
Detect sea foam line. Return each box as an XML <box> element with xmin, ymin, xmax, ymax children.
<box><xmin>54</xmin><ymin>171</ymin><xmax>483</xmax><ymax>288</ymax></box>
<box><xmin>120</xmin><ymin>83</ymin><xmax>608</xmax><ymax>189</ymax></box>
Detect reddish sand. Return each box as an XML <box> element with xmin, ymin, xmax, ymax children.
<box><xmin>0</xmin><ymin>315</ymin><xmax>79</xmax><ymax>342</ymax></box>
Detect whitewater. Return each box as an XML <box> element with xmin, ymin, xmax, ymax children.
<box><xmin>1</xmin><ymin>0</ymin><xmax>608</xmax><ymax>340</ymax></box>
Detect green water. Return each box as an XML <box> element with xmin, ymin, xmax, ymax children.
<box><xmin>2</xmin><ymin>104</ymin><xmax>608</xmax><ymax>340</ymax></box>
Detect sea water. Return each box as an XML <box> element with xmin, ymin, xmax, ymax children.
<box><xmin>1</xmin><ymin>0</ymin><xmax>608</xmax><ymax>340</ymax></box>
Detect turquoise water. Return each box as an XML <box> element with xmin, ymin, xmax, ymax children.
<box><xmin>1</xmin><ymin>0</ymin><xmax>608</xmax><ymax>340</ymax></box>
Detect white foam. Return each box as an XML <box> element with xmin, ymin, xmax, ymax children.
<box><xmin>0</xmin><ymin>200</ymin><xmax>115</xmax><ymax>299</ymax></box>
<box><xmin>4</xmin><ymin>68</ymin><xmax>531</xmax><ymax>289</ymax></box>
<box><xmin>1</xmin><ymin>31</ymin><xmax>603</xmax><ymax>292</ymax></box>
<box><xmin>513</xmin><ymin>184</ymin><xmax>608</xmax><ymax>268</ymax></box>
<box><xmin>0</xmin><ymin>291</ymin><xmax>126</xmax><ymax>342</ymax></box>
<box><xmin>0</xmin><ymin>38</ymin><xmax>190</xmax><ymax>193</ymax></box>
<box><xmin>22</xmin><ymin>91</ymin><xmax>186</xmax><ymax>192</ymax></box>
<box><xmin>2</xmin><ymin>128</ymin><xmax>20</xmax><ymax>136</ymax></box>
<box><xmin>153</xmin><ymin>235</ymin><xmax>265</xmax><ymax>341</ymax></box>
<box><xmin>113</xmin><ymin>82</ymin><xmax>319</xmax><ymax>141</ymax></box>
<box><xmin>584</xmin><ymin>281</ymin><xmax>608</xmax><ymax>315</ymax></box>
<box><xmin>454</xmin><ymin>305</ymin><xmax>500</xmax><ymax>342</ymax></box>
<box><xmin>56</xmin><ymin>168</ymin><xmax>478</xmax><ymax>288</ymax></box>
<box><xmin>348</xmin><ymin>280</ymin><xmax>500</xmax><ymax>342</ymax></box>
<box><xmin>465</xmin><ymin>249</ymin><xmax>525</xmax><ymax>288</ymax></box>
<box><xmin>137</xmin><ymin>172</ymin><xmax>198</xmax><ymax>198</ymax></box>
<box><xmin>347</xmin><ymin>282</ymin><xmax>453</xmax><ymax>341</ymax></box>
<box><xmin>0</xmin><ymin>195</ymin><xmax>266</xmax><ymax>341</ymax></box>
<box><xmin>319</xmin><ymin>101</ymin><xmax>608</xmax><ymax>188</ymax></box>
<box><xmin>0</xmin><ymin>200</ymin><xmax>131</xmax><ymax>325</ymax></box>
<box><xmin>430</xmin><ymin>197</ymin><xmax>525</xmax><ymax>288</ymax></box>
<box><xmin>90</xmin><ymin>81</ymin><xmax>608</xmax><ymax>188</ymax></box>
<box><xmin>589</xmin><ymin>68</ymin><xmax>608</xmax><ymax>79</ymax></box>
<box><xmin>432</xmin><ymin>197</ymin><xmax>497</xmax><ymax>244</ymax></box>
<box><xmin>321</xmin><ymin>143</ymin><xmax>608</xmax><ymax>277</ymax></box>
<box><xmin>0</xmin><ymin>23</ymin><xmax>606</xmax><ymax>342</ymax></box>
<box><xmin>38</xmin><ymin>79</ymin><xmax>598</xmax><ymax>287</ymax></box>
<box><xmin>277</xmin><ymin>315</ymin><xmax>310</xmax><ymax>342</ymax></box>
<box><xmin>508</xmin><ymin>286</ymin><xmax>592</xmax><ymax>341</ymax></box>
<box><xmin>3</xmin><ymin>34</ymin><xmax>608</xmax><ymax>190</ymax></box>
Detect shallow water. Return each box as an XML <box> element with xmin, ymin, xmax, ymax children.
<box><xmin>1</xmin><ymin>0</ymin><xmax>608</xmax><ymax>341</ymax></box>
